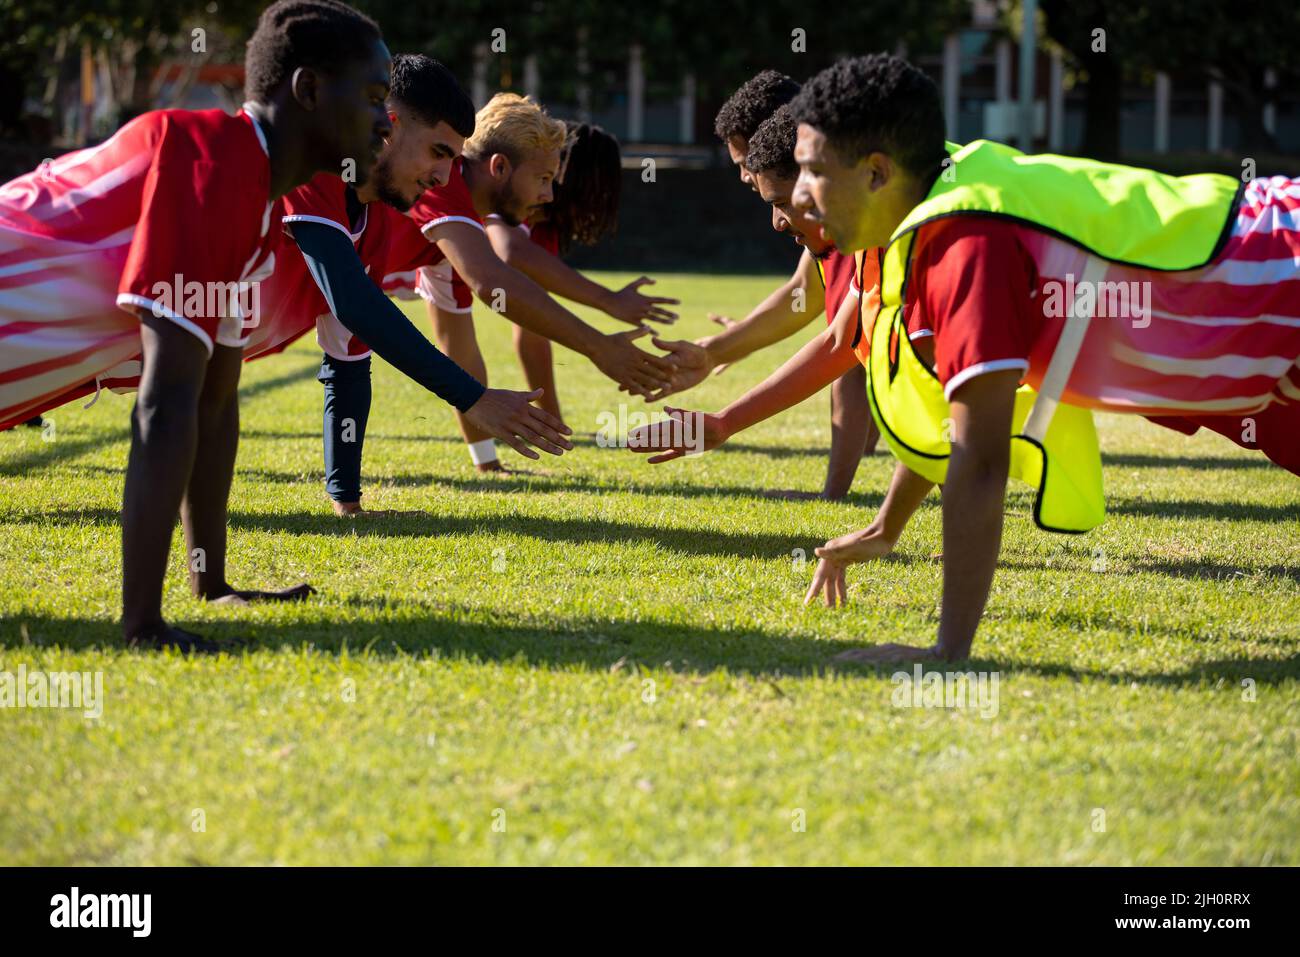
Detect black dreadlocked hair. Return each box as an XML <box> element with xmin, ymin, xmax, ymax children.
<box><xmin>789</xmin><ymin>54</ymin><xmax>947</xmax><ymax>178</ymax></box>
<box><xmin>744</xmin><ymin>103</ymin><xmax>799</xmax><ymax>180</ymax></box>
<box><xmin>244</xmin><ymin>0</ymin><xmax>382</xmax><ymax>103</ymax></box>
<box><xmin>713</xmin><ymin>69</ymin><xmax>801</xmax><ymax>143</ymax></box>
<box><xmin>546</xmin><ymin>121</ymin><xmax>621</xmax><ymax>254</ymax></box>
<box><xmin>388</xmin><ymin>53</ymin><xmax>475</xmax><ymax>138</ymax></box>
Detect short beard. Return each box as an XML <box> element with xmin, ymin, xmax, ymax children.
<box><xmin>370</xmin><ymin>158</ymin><xmax>414</xmax><ymax>213</ymax></box>
<box><xmin>491</xmin><ymin>180</ymin><xmax>525</xmax><ymax>226</ymax></box>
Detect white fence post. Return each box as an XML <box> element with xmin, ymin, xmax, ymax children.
<box><xmin>1154</xmin><ymin>71</ymin><xmax>1171</xmax><ymax>154</ymax></box>
<box><xmin>628</xmin><ymin>44</ymin><xmax>644</xmax><ymax>142</ymax></box>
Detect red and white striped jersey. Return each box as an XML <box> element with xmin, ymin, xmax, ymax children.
<box><xmin>0</xmin><ymin>108</ymin><xmax>279</xmax><ymax>429</ymax></box>
<box><xmin>242</xmin><ymin>172</ymin><xmax>392</xmax><ymax>363</ymax></box>
<box><xmin>907</xmin><ymin>174</ymin><xmax>1300</xmax><ymax>416</ymax></box>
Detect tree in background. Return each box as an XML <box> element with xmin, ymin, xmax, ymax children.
<box><xmin>0</xmin><ymin>0</ymin><xmax>262</xmax><ymax>142</ymax></box>
<box><xmin>1128</xmin><ymin>0</ymin><xmax>1297</xmax><ymax>155</ymax></box>
<box><xmin>1039</xmin><ymin>0</ymin><xmax>1298</xmax><ymax>159</ymax></box>
<box><xmin>4</xmin><ymin>0</ymin><xmax>1292</xmax><ymax>156</ymax></box>
<box><xmin>362</xmin><ymin>0</ymin><xmax>968</xmax><ymax>133</ymax></box>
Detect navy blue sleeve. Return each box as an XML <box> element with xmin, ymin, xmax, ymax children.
<box><xmin>292</xmin><ymin>220</ymin><xmax>486</xmax><ymax>412</ymax></box>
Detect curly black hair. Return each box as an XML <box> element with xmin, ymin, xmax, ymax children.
<box><xmin>744</xmin><ymin>104</ymin><xmax>798</xmax><ymax>180</ymax></box>
<box><xmin>389</xmin><ymin>54</ymin><xmax>475</xmax><ymax>138</ymax></box>
<box><xmin>713</xmin><ymin>69</ymin><xmax>801</xmax><ymax>143</ymax></box>
<box><xmin>789</xmin><ymin>54</ymin><xmax>946</xmax><ymax>177</ymax></box>
<box><xmin>244</xmin><ymin>0</ymin><xmax>381</xmax><ymax>103</ymax></box>
<box><xmin>546</xmin><ymin>122</ymin><xmax>621</xmax><ymax>254</ymax></box>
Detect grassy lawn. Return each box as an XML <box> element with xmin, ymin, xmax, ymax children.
<box><xmin>1</xmin><ymin>271</ymin><xmax>1297</xmax><ymax>865</ymax></box>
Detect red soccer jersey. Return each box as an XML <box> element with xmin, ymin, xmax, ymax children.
<box><xmin>817</xmin><ymin>249</ymin><xmax>858</xmax><ymax>326</ymax></box>
<box><xmin>244</xmin><ymin>172</ymin><xmax>392</xmax><ymax>362</ymax></box>
<box><xmin>0</xmin><ymin>108</ymin><xmax>279</xmax><ymax>428</ymax></box>
<box><xmin>523</xmin><ymin>219</ymin><xmax>562</xmax><ymax>256</ymax></box>
<box><xmin>380</xmin><ymin>158</ymin><xmax>482</xmax><ymax>303</ymax></box>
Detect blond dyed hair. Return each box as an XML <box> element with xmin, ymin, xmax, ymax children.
<box><xmin>463</xmin><ymin>93</ymin><xmax>567</xmax><ymax>164</ymax></box>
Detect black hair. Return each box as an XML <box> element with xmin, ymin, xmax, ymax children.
<box><xmin>713</xmin><ymin>69</ymin><xmax>801</xmax><ymax>143</ymax></box>
<box><xmin>744</xmin><ymin>103</ymin><xmax>798</xmax><ymax>179</ymax></box>
<box><xmin>388</xmin><ymin>53</ymin><xmax>475</xmax><ymax>138</ymax></box>
<box><xmin>244</xmin><ymin>0</ymin><xmax>382</xmax><ymax>103</ymax></box>
<box><xmin>789</xmin><ymin>54</ymin><xmax>947</xmax><ymax>178</ymax></box>
<box><xmin>547</xmin><ymin>122</ymin><xmax>621</xmax><ymax>254</ymax></box>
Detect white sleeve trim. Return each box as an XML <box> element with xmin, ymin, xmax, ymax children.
<box><xmin>943</xmin><ymin>358</ymin><xmax>1029</xmax><ymax>400</ymax></box>
<box><xmin>420</xmin><ymin>215</ymin><xmax>484</xmax><ymax>237</ymax></box>
<box><xmin>215</xmin><ymin>331</ymin><xmax>253</xmax><ymax>349</ymax></box>
<box><xmin>283</xmin><ymin>213</ymin><xmax>363</xmax><ymax>243</ymax></box>
<box><xmin>321</xmin><ymin>346</ymin><xmax>373</xmax><ymax>361</ymax></box>
<box><xmin>908</xmin><ymin>329</ymin><xmax>935</xmax><ymax>340</ymax></box>
<box><xmin>116</xmin><ymin>293</ymin><xmax>214</xmax><ymax>356</ymax></box>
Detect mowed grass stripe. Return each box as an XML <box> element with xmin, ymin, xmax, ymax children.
<box><xmin>1</xmin><ymin>272</ymin><xmax>1296</xmax><ymax>864</ymax></box>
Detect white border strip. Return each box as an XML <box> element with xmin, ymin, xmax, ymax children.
<box><xmin>116</xmin><ymin>293</ymin><xmax>214</xmax><ymax>355</ymax></box>
<box><xmin>420</xmin><ymin>215</ymin><xmax>484</xmax><ymax>236</ymax></box>
<box><xmin>944</xmin><ymin>358</ymin><xmax>1029</xmax><ymax>400</ymax></box>
<box><xmin>1021</xmin><ymin>256</ymin><xmax>1107</xmax><ymax>442</ymax></box>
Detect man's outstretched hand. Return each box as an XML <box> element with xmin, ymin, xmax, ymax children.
<box><xmin>464</xmin><ymin>387</ymin><xmax>574</xmax><ymax>460</ymax></box>
<box><xmin>644</xmin><ymin>337</ymin><xmax>713</xmax><ymax>401</ymax></box>
<box><xmin>594</xmin><ymin>326</ymin><xmax>677</xmax><ymax>397</ymax></box>
<box><xmin>606</xmin><ymin>277</ymin><xmax>680</xmax><ymax>325</ymax></box>
<box><xmin>803</xmin><ymin>525</ymin><xmax>899</xmax><ymax>608</ymax></box>
<box><xmin>625</xmin><ymin>406</ymin><xmax>727</xmax><ymax>463</ymax></box>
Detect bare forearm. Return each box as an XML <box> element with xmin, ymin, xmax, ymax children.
<box><xmin>121</xmin><ymin>387</ymin><xmax>199</xmax><ymax>635</ymax></box>
<box><xmin>181</xmin><ymin>345</ymin><xmax>243</xmax><ymax>598</ymax></box>
<box><xmin>717</xmin><ymin>327</ymin><xmax>859</xmax><ymax>437</ymax></box>
<box><xmin>875</xmin><ymin>461</ymin><xmax>935</xmax><ymax>541</ymax></box>
<box><xmin>473</xmin><ymin>262</ymin><xmax>602</xmax><ymax>357</ymax></box>
<box><xmin>936</xmin><ymin>446</ymin><xmax>1008</xmax><ymax>659</ymax></box>
<box><xmin>490</xmin><ymin>226</ymin><xmax>613</xmax><ymax>312</ymax></box>
<box><xmin>822</xmin><ymin>364</ymin><xmax>870</xmax><ymax>499</ymax></box>
<box><xmin>436</xmin><ymin>227</ymin><xmax>604</xmax><ymax>359</ymax></box>
<box><xmin>702</xmin><ymin>281</ymin><xmax>822</xmax><ymax>367</ymax></box>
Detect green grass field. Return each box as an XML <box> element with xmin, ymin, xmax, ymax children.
<box><xmin>2</xmin><ymin>272</ymin><xmax>1297</xmax><ymax>865</ymax></box>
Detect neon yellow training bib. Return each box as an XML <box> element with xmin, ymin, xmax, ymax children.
<box><xmin>867</xmin><ymin>139</ymin><xmax>1241</xmax><ymax>533</ymax></box>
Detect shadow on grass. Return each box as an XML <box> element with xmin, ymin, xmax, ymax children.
<box><xmin>1108</xmin><ymin>497</ymin><xmax>1300</xmax><ymax>523</ymax></box>
<box><xmin>4</xmin><ymin>506</ymin><xmax>867</xmax><ymax>560</ymax></box>
<box><xmin>0</xmin><ymin>427</ymin><xmax>129</xmax><ymax>476</ymax></box>
<box><xmin>3</xmin><ymin>609</ymin><xmax>1297</xmax><ymax>688</ymax></box>
<box><xmin>238</xmin><ymin>360</ymin><xmax>322</xmax><ymax>402</ymax></box>
<box><xmin>11</xmin><ymin>505</ymin><xmax>1297</xmax><ymax>584</ymax></box>
<box><xmin>1131</xmin><ymin>557</ymin><xmax>1300</xmax><ymax>586</ymax></box>
<box><xmin>987</xmin><ymin>605</ymin><xmax>1300</xmax><ymax>648</ymax></box>
<box><xmin>50</xmin><ymin>464</ymin><xmax>894</xmax><ymax>510</ymax></box>
<box><xmin>0</xmin><ymin>360</ymin><xmax>317</xmax><ymax>478</ymax></box>
<box><xmin>1101</xmin><ymin>452</ymin><xmax>1276</xmax><ymax>471</ymax></box>
<box><xmin>237</xmin><ymin>428</ymin><xmax>850</xmax><ymax>461</ymax></box>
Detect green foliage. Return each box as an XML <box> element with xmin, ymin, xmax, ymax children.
<box><xmin>1036</xmin><ymin>0</ymin><xmax>1300</xmax><ymax>154</ymax></box>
